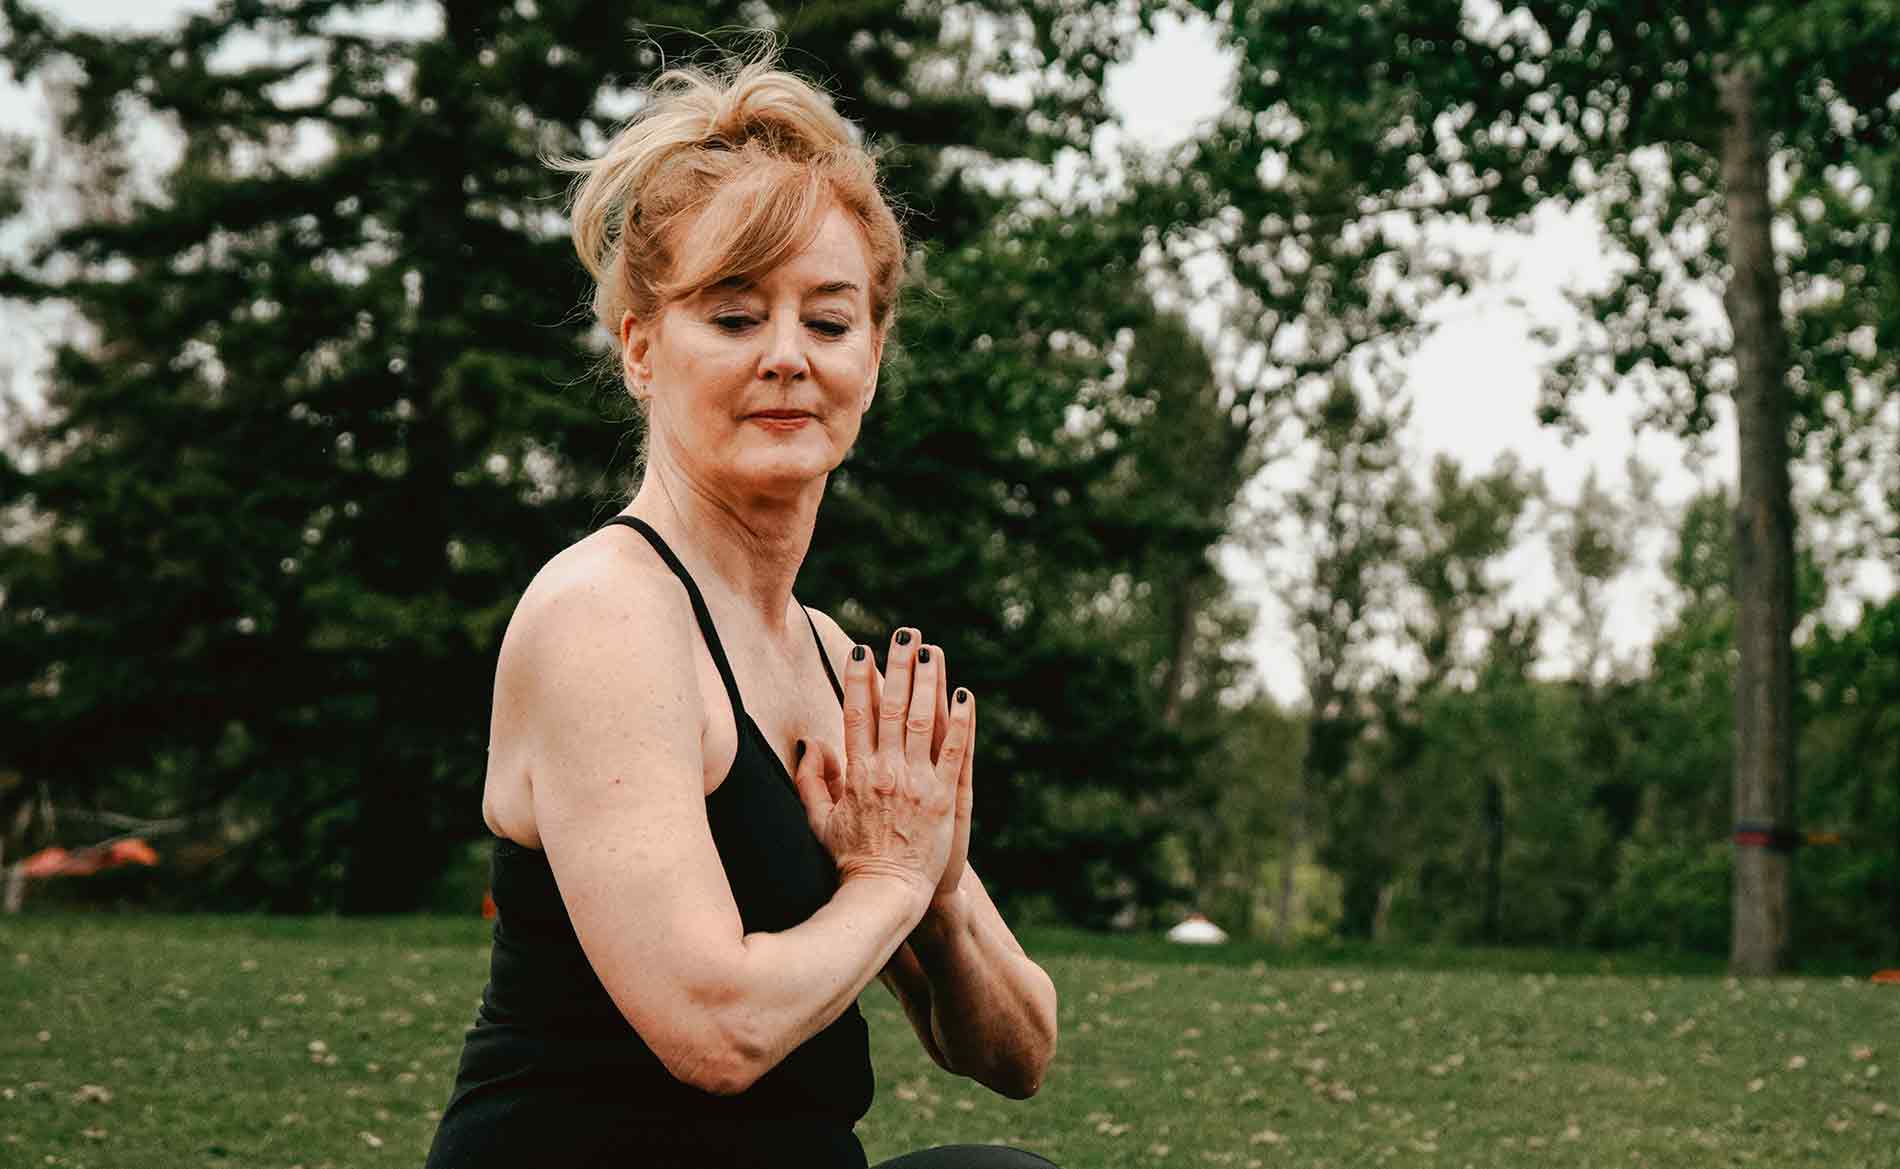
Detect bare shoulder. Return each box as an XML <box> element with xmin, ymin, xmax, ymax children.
<box><xmin>488</xmin><ymin>526</ymin><xmax>707</xmax><ymax>831</ymax></box>
<box><xmin>509</xmin><ymin>526</ymin><xmax>691</xmax><ymax>663</ymax></box>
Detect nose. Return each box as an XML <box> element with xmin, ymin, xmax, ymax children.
<box><xmin>758</xmin><ymin>314</ymin><xmax>810</xmax><ymax>384</ymax></box>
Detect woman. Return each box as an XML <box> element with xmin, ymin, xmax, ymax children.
<box><xmin>424</xmin><ymin>56</ymin><xmax>1060</xmax><ymax>1169</ymax></box>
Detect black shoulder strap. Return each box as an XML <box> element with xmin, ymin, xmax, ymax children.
<box><xmin>801</xmin><ymin>607</ymin><xmax>845</xmax><ymax>706</ymax></box>
<box><xmin>603</xmin><ymin>515</ymin><xmax>746</xmax><ymax>721</ymax></box>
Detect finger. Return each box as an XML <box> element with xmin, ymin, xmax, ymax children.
<box><xmin>957</xmin><ymin>688</ymin><xmax>975</xmax><ymax>802</ymax></box>
<box><xmin>878</xmin><ymin>627</ymin><xmax>919</xmax><ymax>763</ymax></box>
<box><xmin>928</xmin><ymin>644</ymin><xmax>950</xmax><ymax>764</ymax></box>
<box><xmin>789</xmin><ymin>737</ymin><xmax>834</xmax><ymax>837</ymax></box>
<box><xmin>817</xmin><ymin>737</ymin><xmax>846</xmax><ymax>805</ymax></box>
<box><xmin>842</xmin><ymin>644</ymin><xmax>877</xmax><ymax>775</ymax></box>
<box><xmin>906</xmin><ymin>642</ymin><xmax>941</xmax><ymax>771</ymax></box>
<box><xmin>936</xmin><ymin>685</ymin><xmax>975</xmax><ymax>787</ymax></box>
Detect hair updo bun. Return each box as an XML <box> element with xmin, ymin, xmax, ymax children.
<box><xmin>555</xmin><ymin>55</ymin><xmax>906</xmax><ymax>362</ymax></box>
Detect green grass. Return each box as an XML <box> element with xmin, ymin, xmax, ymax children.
<box><xmin>3</xmin><ymin>915</ymin><xmax>1895</xmax><ymax>1168</ymax></box>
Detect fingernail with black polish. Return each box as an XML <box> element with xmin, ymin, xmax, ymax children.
<box><xmin>794</xmin><ymin>739</ymin><xmax>806</xmax><ymax>765</ymax></box>
<box><xmin>851</xmin><ymin>645</ymin><xmax>866</xmax><ymax>661</ymax></box>
<box><xmin>917</xmin><ymin>646</ymin><xmax>931</xmax><ymax>663</ymax></box>
<box><xmin>895</xmin><ymin>629</ymin><xmax>912</xmax><ymax>646</ymax></box>
<box><xmin>956</xmin><ymin>688</ymin><xmax>970</xmax><ymax>705</ymax></box>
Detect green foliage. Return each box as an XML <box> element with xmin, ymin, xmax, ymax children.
<box><xmin>1317</xmin><ymin>484</ymin><xmax>1898</xmax><ymax>964</ymax></box>
<box><xmin>1185</xmin><ymin>0</ymin><xmax>1896</xmax><ymax>970</ymax></box>
<box><xmin>1166</xmin><ymin>693</ymin><xmax>1304</xmax><ymax>938</ymax></box>
<box><xmin>1593</xmin><ymin>839</ymin><xmax>1735</xmax><ymax>955</ymax></box>
<box><xmin>1794</xmin><ymin>595</ymin><xmax>1900</xmax><ymax>963</ymax></box>
<box><xmin>1378</xmin><ymin>668</ymin><xmax>1609</xmax><ymax>948</ymax></box>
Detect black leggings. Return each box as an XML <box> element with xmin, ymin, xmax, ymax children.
<box><xmin>874</xmin><ymin>1148</ymin><xmax>1059</xmax><ymax>1169</ymax></box>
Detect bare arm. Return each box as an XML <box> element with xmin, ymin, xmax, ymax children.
<box><xmin>804</xmin><ymin>612</ymin><xmax>1060</xmax><ymax>1098</ymax></box>
<box><xmin>510</xmin><ymin>556</ymin><xmax>959</xmax><ymax>1095</ymax></box>
<box><xmin>882</xmin><ymin>868</ymin><xmax>1059</xmax><ymax>1098</ymax></box>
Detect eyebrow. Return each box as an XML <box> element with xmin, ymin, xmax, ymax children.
<box><xmin>702</xmin><ymin>277</ymin><xmax>861</xmax><ymax>297</ymax></box>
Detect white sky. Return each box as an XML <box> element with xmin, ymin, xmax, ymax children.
<box><xmin>4</xmin><ymin>3</ymin><xmax>1891</xmax><ymax>705</ymax></box>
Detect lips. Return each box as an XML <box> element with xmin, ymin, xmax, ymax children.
<box><xmin>746</xmin><ymin>410</ymin><xmax>816</xmax><ymax>431</ymax></box>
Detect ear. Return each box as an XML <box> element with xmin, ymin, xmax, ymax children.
<box><xmin>861</xmin><ymin>327</ymin><xmax>885</xmax><ymax>411</ymax></box>
<box><xmin>619</xmin><ymin>310</ymin><xmax>652</xmax><ymax>398</ymax></box>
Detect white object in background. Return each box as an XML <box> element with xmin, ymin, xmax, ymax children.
<box><xmin>1166</xmin><ymin>912</ymin><xmax>1229</xmax><ymax>945</ymax></box>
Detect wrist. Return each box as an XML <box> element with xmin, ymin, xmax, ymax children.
<box><xmin>840</xmin><ymin>864</ymin><xmax>934</xmax><ymax>922</ymax></box>
<box><xmin>912</xmin><ymin>885</ymin><xmax>972</xmax><ymax>954</ymax></box>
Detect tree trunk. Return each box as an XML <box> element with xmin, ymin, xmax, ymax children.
<box><xmin>1718</xmin><ymin>67</ymin><xmax>1798</xmax><ymax>977</ymax></box>
<box><xmin>1158</xmin><ymin>571</ymin><xmax>1203</xmax><ymax>729</ymax></box>
<box><xmin>1890</xmin><ymin>755</ymin><xmax>1900</xmax><ymax>952</ymax></box>
<box><xmin>1273</xmin><ymin>783</ymin><xmax>1304</xmax><ymax>947</ymax></box>
<box><xmin>1481</xmin><ymin>775</ymin><xmax>1504</xmax><ymax>944</ymax></box>
<box><xmin>3</xmin><ymin>865</ymin><xmax>23</xmax><ymax>915</ymax></box>
<box><xmin>1337</xmin><ymin>864</ymin><xmax>1384</xmax><ymax>940</ymax></box>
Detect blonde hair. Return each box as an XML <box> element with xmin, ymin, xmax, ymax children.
<box><xmin>556</xmin><ymin>56</ymin><xmax>905</xmax><ymax>363</ymax></box>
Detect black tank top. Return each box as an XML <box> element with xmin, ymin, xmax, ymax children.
<box><xmin>425</xmin><ymin>516</ymin><xmax>873</xmax><ymax>1169</ymax></box>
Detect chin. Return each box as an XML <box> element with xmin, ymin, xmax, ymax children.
<box><xmin>732</xmin><ymin>448</ymin><xmax>837</xmax><ymax>496</ymax></box>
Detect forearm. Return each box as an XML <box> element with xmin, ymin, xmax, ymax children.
<box><xmin>907</xmin><ymin>880</ymin><xmax>1058</xmax><ymax>1098</ymax></box>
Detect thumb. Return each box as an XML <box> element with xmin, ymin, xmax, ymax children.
<box><xmin>790</xmin><ymin>738</ymin><xmax>835</xmax><ymax>837</ymax></box>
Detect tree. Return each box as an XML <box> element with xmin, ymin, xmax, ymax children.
<box><xmin>1158</xmin><ymin>0</ymin><xmax>1538</xmax><ymax>941</ymax></box>
<box><xmin>1798</xmin><ymin>595</ymin><xmax>1900</xmax><ymax>964</ymax></box>
<box><xmin>1170</xmin><ymin>692</ymin><xmax>1303</xmax><ymax>938</ymax></box>
<box><xmin>1191</xmin><ymin>0</ymin><xmax>1899</xmax><ymax>973</ymax></box>
<box><xmin>1386</xmin><ymin>454</ymin><xmax>1538</xmax><ymax>939</ymax></box>
<box><xmin>0</xmin><ymin>0</ymin><xmax>1221</xmax><ymax>916</ymax></box>
<box><xmin>1267</xmin><ymin>378</ymin><xmax>1413</xmax><ymax>942</ymax></box>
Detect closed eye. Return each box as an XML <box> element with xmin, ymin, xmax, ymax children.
<box><xmin>713</xmin><ymin>315</ymin><xmax>757</xmax><ymax>333</ymax></box>
<box><xmin>807</xmin><ymin>319</ymin><xmax>849</xmax><ymax>338</ymax></box>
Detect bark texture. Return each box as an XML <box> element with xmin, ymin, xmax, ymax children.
<box><xmin>1717</xmin><ymin>67</ymin><xmax>1798</xmax><ymax>977</ymax></box>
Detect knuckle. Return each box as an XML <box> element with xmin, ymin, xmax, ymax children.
<box><xmin>842</xmin><ymin>703</ymin><xmax>873</xmax><ymax>729</ymax></box>
<box><xmin>905</xmin><ymin>715</ymin><xmax>933</xmax><ymax>736</ymax></box>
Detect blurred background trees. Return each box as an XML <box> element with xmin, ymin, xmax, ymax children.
<box><xmin>1</xmin><ymin>0</ymin><xmax>1894</xmax><ymax>969</ymax></box>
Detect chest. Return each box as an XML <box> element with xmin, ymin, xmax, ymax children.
<box><xmin>691</xmin><ymin>621</ymin><xmax>846</xmax><ymax>933</ymax></box>
<box><xmin>693</xmin><ymin>616</ymin><xmax>844</xmax><ymax>797</ymax></box>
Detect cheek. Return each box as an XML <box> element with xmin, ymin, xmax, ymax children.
<box><xmin>821</xmin><ymin>343</ymin><xmax>878</xmax><ymax>404</ymax></box>
<box><xmin>667</xmin><ymin>345</ymin><xmax>748</xmax><ymax>417</ymax></box>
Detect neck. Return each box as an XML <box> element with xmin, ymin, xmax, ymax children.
<box><xmin>629</xmin><ymin>458</ymin><xmax>824</xmax><ymax>632</ymax></box>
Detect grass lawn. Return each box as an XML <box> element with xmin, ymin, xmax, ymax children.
<box><xmin>3</xmin><ymin>915</ymin><xmax>1894</xmax><ymax>1168</ymax></box>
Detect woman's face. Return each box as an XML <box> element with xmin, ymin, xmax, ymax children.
<box><xmin>623</xmin><ymin>203</ymin><xmax>884</xmax><ymax>500</ymax></box>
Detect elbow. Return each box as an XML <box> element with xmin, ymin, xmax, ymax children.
<box><xmin>1009</xmin><ymin>983</ymin><xmax>1060</xmax><ymax>1099</ymax></box>
<box><xmin>672</xmin><ymin>1055</ymin><xmax>765</xmax><ymax>1097</ymax></box>
<box><xmin>992</xmin><ymin>1063</ymin><xmax>1046</xmax><ymax>1101</ymax></box>
<box><xmin>981</xmin><ymin>1002</ymin><xmax>1059</xmax><ymax>1101</ymax></box>
<box><xmin>1014</xmin><ymin>1026</ymin><xmax>1061</xmax><ymax>1099</ymax></box>
<box><xmin>984</xmin><ymin>1035</ymin><xmax>1055</xmax><ymax>1100</ymax></box>
<box><xmin>658</xmin><ymin>1021</ymin><xmax>770</xmax><ymax>1096</ymax></box>
<box><xmin>645</xmin><ymin>995</ymin><xmax>774</xmax><ymax>1096</ymax></box>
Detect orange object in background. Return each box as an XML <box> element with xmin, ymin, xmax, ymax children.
<box><xmin>1873</xmin><ymin>970</ymin><xmax>1900</xmax><ymax>985</ymax></box>
<box><xmin>108</xmin><ymin>838</ymin><xmax>160</xmax><ymax>866</ymax></box>
<box><xmin>20</xmin><ymin>847</ymin><xmax>73</xmax><ymax>878</ymax></box>
<box><xmin>17</xmin><ymin>838</ymin><xmax>160</xmax><ymax>878</ymax></box>
<box><xmin>481</xmin><ymin>889</ymin><xmax>498</xmax><ymax>920</ymax></box>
